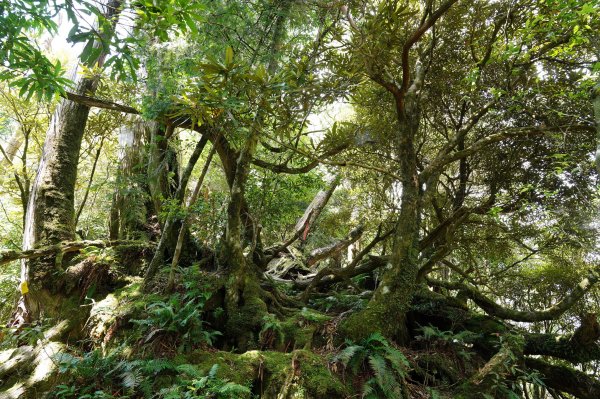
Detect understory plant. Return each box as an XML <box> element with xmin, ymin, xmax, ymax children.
<box><xmin>333</xmin><ymin>332</ymin><xmax>410</xmax><ymax>399</ymax></box>
<box><xmin>53</xmin><ymin>349</ymin><xmax>252</xmax><ymax>399</ymax></box>
<box><xmin>132</xmin><ymin>270</ymin><xmax>222</xmax><ymax>351</ymax></box>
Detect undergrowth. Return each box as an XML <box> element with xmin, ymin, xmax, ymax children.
<box><xmin>333</xmin><ymin>332</ymin><xmax>410</xmax><ymax>399</ymax></box>
<box><xmin>52</xmin><ymin>348</ymin><xmax>252</xmax><ymax>399</ymax></box>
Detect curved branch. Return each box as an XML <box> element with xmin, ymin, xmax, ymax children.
<box><xmin>63</xmin><ymin>92</ymin><xmax>140</xmax><ymax>114</ymax></box>
<box><xmin>399</xmin><ymin>0</ymin><xmax>459</xmax><ymax>96</ymax></box>
<box><xmin>294</xmin><ymin>255</ymin><xmax>388</xmax><ymax>289</ymax></box>
<box><xmin>427</xmin><ymin>266</ymin><xmax>600</xmax><ymax>322</ymax></box>
<box><xmin>306</xmin><ymin>225</ymin><xmax>364</xmax><ymax>267</ymax></box>
<box><xmin>525</xmin><ymin>358</ymin><xmax>600</xmax><ymax>399</ymax></box>
<box><xmin>251</xmin><ymin>143</ymin><xmax>349</xmax><ymax>174</ymax></box>
<box><xmin>423</xmin><ymin>125</ymin><xmax>594</xmax><ymax>180</ymax></box>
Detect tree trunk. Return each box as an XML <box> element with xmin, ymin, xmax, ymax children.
<box><xmin>108</xmin><ymin>116</ymin><xmax>150</xmax><ymax>240</ymax></box>
<box><xmin>17</xmin><ymin>0</ymin><xmax>122</xmax><ymax>323</ymax></box>
<box><xmin>342</xmin><ymin>104</ymin><xmax>422</xmax><ymax>343</ymax></box>
<box><xmin>143</xmin><ymin>134</ymin><xmax>209</xmax><ymax>285</ymax></box>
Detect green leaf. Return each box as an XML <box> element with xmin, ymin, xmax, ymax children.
<box><xmin>225</xmin><ymin>46</ymin><xmax>234</xmax><ymax>66</ymax></box>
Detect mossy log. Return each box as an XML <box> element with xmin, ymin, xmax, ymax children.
<box><xmin>181</xmin><ymin>349</ymin><xmax>348</xmax><ymax>398</ymax></box>
<box><xmin>409</xmin><ymin>290</ymin><xmax>600</xmax><ymax>398</ymax></box>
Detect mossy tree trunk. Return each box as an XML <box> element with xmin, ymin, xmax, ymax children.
<box><xmin>217</xmin><ymin>0</ymin><xmax>292</xmax><ymax>348</ymax></box>
<box><xmin>342</xmin><ymin>105</ymin><xmax>422</xmax><ymax>343</ymax></box>
<box><xmin>16</xmin><ymin>0</ymin><xmax>123</xmax><ymax>324</ymax></box>
<box><xmin>341</xmin><ymin>0</ymin><xmax>458</xmax><ymax>344</ymax></box>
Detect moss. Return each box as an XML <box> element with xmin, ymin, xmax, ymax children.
<box><xmin>181</xmin><ymin>349</ymin><xmax>348</xmax><ymax>399</ymax></box>
<box><xmin>225</xmin><ymin>278</ymin><xmax>269</xmax><ymax>350</ymax></box>
<box><xmin>340</xmin><ymin>302</ymin><xmax>388</xmax><ymax>341</ymax></box>
<box><xmin>276</xmin><ymin>308</ymin><xmax>331</xmax><ymax>351</ymax></box>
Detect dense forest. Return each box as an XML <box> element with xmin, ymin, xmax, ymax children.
<box><xmin>1</xmin><ymin>0</ymin><xmax>599</xmax><ymax>397</ymax></box>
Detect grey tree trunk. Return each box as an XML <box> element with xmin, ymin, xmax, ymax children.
<box><xmin>17</xmin><ymin>0</ymin><xmax>123</xmax><ymax>323</ymax></box>
<box><xmin>109</xmin><ymin>116</ymin><xmax>150</xmax><ymax>240</ymax></box>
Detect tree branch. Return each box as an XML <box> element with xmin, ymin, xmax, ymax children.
<box><xmin>422</xmin><ymin>125</ymin><xmax>593</xmax><ymax>180</ymax></box>
<box><xmin>427</xmin><ymin>265</ymin><xmax>600</xmax><ymax>322</ymax></box>
<box><xmin>0</xmin><ymin>240</ymin><xmax>151</xmax><ymax>267</ymax></box>
<box><xmin>63</xmin><ymin>92</ymin><xmax>140</xmax><ymax>114</ymax></box>
<box><xmin>525</xmin><ymin>358</ymin><xmax>600</xmax><ymax>399</ymax></box>
<box><xmin>400</xmin><ymin>0</ymin><xmax>459</xmax><ymax>96</ymax></box>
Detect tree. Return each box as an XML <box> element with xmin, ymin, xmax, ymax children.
<box><xmin>1</xmin><ymin>0</ymin><xmax>600</xmax><ymax>398</ymax></box>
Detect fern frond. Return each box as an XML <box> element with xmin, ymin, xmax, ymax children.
<box><xmin>176</xmin><ymin>363</ymin><xmax>203</xmax><ymax>379</ymax></box>
<box><xmin>208</xmin><ymin>363</ymin><xmax>219</xmax><ymax>379</ymax></box>
<box><xmin>217</xmin><ymin>382</ymin><xmax>252</xmax><ymax>398</ymax></box>
<box><xmin>333</xmin><ymin>345</ymin><xmax>363</xmax><ymax>367</ymax></box>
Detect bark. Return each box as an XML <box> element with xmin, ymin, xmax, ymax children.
<box><xmin>167</xmin><ymin>145</ymin><xmax>216</xmax><ymax>288</ymax></box>
<box><xmin>305</xmin><ymin>225</ymin><xmax>364</xmax><ymax>266</ymax></box>
<box><xmin>295</xmin><ymin>177</ymin><xmax>339</xmax><ymax>242</ymax></box>
<box><xmin>143</xmin><ymin>134</ymin><xmax>209</xmax><ymax>284</ymax></box>
<box><xmin>409</xmin><ymin>290</ymin><xmax>600</xmax><ymax>364</ymax></box>
<box><xmin>341</xmin><ymin>110</ymin><xmax>422</xmax><ymax>343</ymax></box>
<box><xmin>525</xmin><ymin>358</ymin><xmax>600</xmax><ymax>399</ymax></box>
<box><xmin>340</xmin><ymin>0</ymin><xmax>461</xmax><ymax>342</ymax></box>
<box><xmin>0</xmin><ymin>133</ymin><xmax>22</xmax><ymax>166</ymax></box>
<box><xmin>64</xmin><ymin>91</ymin><xmax>140</xmax><ymax>115</ymax></box>
<box><xmin>146</xmin><ymin>123</ymin><xmax>179</xmax><ymax>218</ymax></box>
<box><xmin>18</xmin><ymin>0</ymin><xmax>123</xmax><ymax>322</ymax></box>
<box><xmin>523</xmin><ymin>314</ymin><xmax>600</xmax><ymax>363</ymax></box>
<box><xmin>427</xmin><ymin>266</ymin><xmax>600</xmax><ymax>322</ymax></box>
<box><xmin>108</xmin><ymin>117</ymin><xmax>150</xmax><ymax>240</ymax></box>
<box><xmin>264</xmin><ymin>177</ymin><xmax>339</xmax><ymax>261</ymax></box>
<box><xmin>294</xmin><ymin>254</ymin><xmax>388</xmax><ymax>289</ymax></box>
<box><xmin>75</xmin><ymin>137</ymin><xmax>105</xmax><ymax>226</ymax></box>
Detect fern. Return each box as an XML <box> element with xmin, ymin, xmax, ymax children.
<box><xmin>333</xmin><ymin>333</ymin><xmax>410</xmax><ymax>399</ymax></box>
<box><xmin>176</xmin><ymin>364</ymin><xmax>203</xmax><ymax>379</ymax></box>
<box><xmin>216</xmin><ymin>382</ymin><xmax>252</xmax><ymax>398</ymax></box>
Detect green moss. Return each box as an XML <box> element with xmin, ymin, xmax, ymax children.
<box><xmin>340</xmin><ymin>303</ymin><xmax>387</xmax><ymax>341</ymax></box>
<box><xmin>181</xmin><ymin>349</ymin><xmax>348</xmax><ymax>398</ymax></box>
<box><xmin>276</xmin><ymin>308</ymin><xmax>331</xmax><ymax>351</ymax></box>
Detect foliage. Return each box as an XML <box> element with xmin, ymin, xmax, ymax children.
<box><xmin>157</xmin><ymin>364</ymin><xmax>253</xmax><ymax>399</ymax></box>
<box><xmin>53</xmin><ymin>349</ymin><xmax>251</xmax><ymax>399</ymax></box>
<box><xmin>0</xmin><ymin>319</ymin><xmax>46</xmax><ymax>348</ymax></box>
<box><xmin>259</xmin><ymin>314</ymin><xmax>284</xmax><ymax>349</ymax></box>
<box><xmin>416</xmin><ymin>325</ymin><xmax>480</xmax><ymax>360</ymax></box>
<box><xmin>1</xmin><ymin>0</ymin><xmax>207</xmax><ymax>99</ymax></box>
<box><xmin>311</xmin><ymin>293</ymin><xmax>367</xmax><ymax>313</ymax></box>
<box><xmin>333</xmin><ymin>332</ymin><xmax>410</xmax><ymax>399</ymax></box>
<box><xmin>132</xmin><ymin>274</ymin><xmax>221</xmax><ymax>351</ymax></box>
